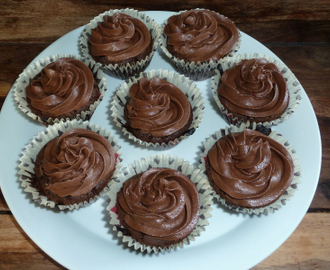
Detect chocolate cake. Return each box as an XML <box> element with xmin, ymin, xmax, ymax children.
<box><xmin>205</xmin><ymin>129</ymin><xmax>294</xmax><ymax>208</ymax></box>
<box><xmin>33</xmin><ymin>128</ymin><xmax>116</xmax><ymax>205</ymax></box>
<box><xmin>124</xmin><ymin>77</ymin><xmax>193</xmax><ymax>144</ymax></box>
<box><xmin>217</xmin><ymin>58</ymin><xmax>289</xmax><ymax>123</ymax></box>
<box><xmin>116</xmin><ymin>167</ymin><xmax>200</xmax><ymax>248</ymax></box>
<box><xmin>25</xmin><ymin>57</ymin><xmax>100</xmax><ymax>122</ymax></box>
<box><xmin>88</xmin><ymin>13</ymin><xmax>152</xmax><ymax>66</ymax></box>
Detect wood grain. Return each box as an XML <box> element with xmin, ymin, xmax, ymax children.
<box><xmin>0</xmin><ymin>0</ymin><xmax>329</xmax><ymax>43</ymax></box>
<box><xmin>0</xmin><ymin>0</ymin><xmax>329</xmax><ymax>269</ymax></box>
<box><xmin>0</xmin><ymin>212</ymin><xmax>329</xmax><ymax>269</ymax></box>
<box><xmin>264</xmin><ymin>44</ymin><xmax>330</xmax><ymax>210</ymax></box>
<box><xmin>0</xmin><ymin>44</ymin><xmax>48</xmax><ymax>110</ymax></box>
<box><xmin>252</xmin><ymin>213</ymin><xmax>330</xmax><ymax>269</ymax></box>
<box><xmin>0</xmin><ymin>190</ymin><xmax>9</xmax><ymax>212</ymax></box>
<box><xmin>0</xmin><ymin>215</ymin><xmax>66</xmax><ymax>270</ymax></box>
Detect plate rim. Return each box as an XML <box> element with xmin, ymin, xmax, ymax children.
<box><xmin>0</xmin><ymin>10</ymin><xmax>322</xmax><ymax>270</ymax></box>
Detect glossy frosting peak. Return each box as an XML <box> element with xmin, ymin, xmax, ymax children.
<box><xmin>207</xmin><ymin>129</ymin><xmax>294</xmax><ymax>208</ymax></box>
<box><xmin>218</xmin><ymin>58</ymin><xmax>289</xmax><ymax>121</ymax></box>
<box><xmin>88</xmin><ymin>13</ymin><xmax>151</xmax><ymax>62</ymax></box>
<box><xmin>41</xmin><ymin>129</ymin><xmax>115</xmax><ymax>197</ymax></box>
<box><xmin>26</xmin><ymin>58</ymin><xmax>95</xmax><ymax>118</ymax></box>
<box><xmin>164</xmin><ymin>10</ymin><xmax>239</xmax><ymax>62</ymax></box>
<box><xmin>125</xmin><ymin>77</ymin><xmax>192</xmax><ymax>137</ymax></box>
<box><xmin>117</xmin><ymin>168</ymin><xmax>200</xmax><ymax>240</ymax></box>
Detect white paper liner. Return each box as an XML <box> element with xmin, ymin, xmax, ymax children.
<box><xmin>199</xmin><ymin>122</ymin><xmax>302</xmax><ymax>215</ymax></box>
<box><xmin>79</xmin><ymin>8</ymin><xmax>161</xmax><ymax>80</ymax></box>
<box><xmin>211</xmin><ymin>53</ymin><xmax>302</xmax><ymax>126</ymax></box>
<box><xmin>18</xmin><ymin>119</ymin><xmax>123</xmax><ymax>211</ymax></box>
<box><xmin>110</xmin><ymin>69</ymin><xmax>205</xmax><ymax>150</ymax></box>
<box><xmin>159</xmin><ymin>8</ymin><xmax>241</xmax><ymax>81</ymax></box>
<box><xmin>13</xmin><ymin>54</ymin><xmax>107</xmax><ymax>126</ymax></box>
<box><xmin>106</xmin><ymin>153</ymin><xmax>213</xmax><ymax>254</ymax></box>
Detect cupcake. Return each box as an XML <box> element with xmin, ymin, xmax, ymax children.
<box><xmin>199</xmin><ymin>122</ymin><xmax>301</xmax><ymax>215</ymax></box>
<box><xmin>18</xmin><ymin>119</ymin><xmax>122</xmax><ymax>210</ymax></box>
<box><xmin>159</xmin><ymin>8</ymin><xmax>241</xmax><ymax>80</ymax></box>
<box><xmin>107</xmin><ymin>154</ymin><xmax>213</xmax><ymax>254</ymax></box>
<box><xmin>79</xmin><ymin>8</ymin><xmax>161</xmax><ymax>79</ymax></box>
<box><xmin>111</xmin><ymin>69</ymin><xmax>204</xmax><ymax>150</ymax></box>
<box><xmin>14</xmin><ymin>55</ymin><xmax>106</xmax><ymax>126</ymax></box>
<box><xmin>212</xmin><ymin>53</ymin><xmax>302</xmax><ymax>126</ymax></box>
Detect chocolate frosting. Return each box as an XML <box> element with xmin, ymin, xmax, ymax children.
<box><xmin>164</xmin><ymin>10</ymin><xmax>239</xmax><ymax>62</ymax></box>
<box><xmin>117</xmin><ymin>168</ymin><xmax>200</xmax><ymax>241</ymax></box>
<box><xmin>218</xmin><ymin>58</ymin><xmax>289</xmax><ymax>121</ymax></box>
<box><xmin>125</xmin><ymin>77</ymin><xmax>192</xmax><ymax>138</ymax></box>
<box><xmin>207</xmin><ymin>129</ymin><xmax>294</xmax><ymax>208</ymax></box>
<box><xmin>88</xmin><ymin>13</ymin><xmax>151</xmax><ymax>62</ymax></box>
<box><xmin>39</xmin><ymin>129</ymin><xmax>115</xmax><ymax>197</ymax></box>
<box><xmin>25</xmin><ymin>58</ymin><xmax>95</xmax><ymax>118</ymax></box>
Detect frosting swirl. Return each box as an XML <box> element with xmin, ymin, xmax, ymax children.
<box><xmin>26</xmin><ymin>58</ymin><xmax>96</xmax><ymax>118</ymax></box>
<box><xmin>164</xmin><ymin>10</ymin><xmax>239</xmax><ymax>62</ymax></box>
<box><xmin>206</xmin><ymin>129</ymin><xmax>294</xmax><ymax>208</ymax></box>
<box><xmin>88</xmin><ymin>13</ymin><xmax>151</xmax><ymax>63</ymax></box>
<box><xmin>37</xmin><ymin>129</ymin><xmax>115</xmax><ymax>197</ymax></box>
<box><xmin>125</xmin><ymin>77</ymin><xmax>192</xmax><ymax>138</ymax></box>
<box><xmin>117</xmin><ymin>168</ymin><xmax>200</xmax><ymax>242</ymax></box>
<box><xmin>218</xmin><ymin>58</ymin><xmax>289</xmax><ymax>122</ymax></box>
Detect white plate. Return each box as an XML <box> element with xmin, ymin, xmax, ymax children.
<box><xmin>0</xmin><ymin>11</ymin><xmax>321</xmax><ymax>270</ymax></box>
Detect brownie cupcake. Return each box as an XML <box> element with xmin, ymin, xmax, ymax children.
<box><xmin>111</xmin><ymin>69</ymin><xmax>204</xmax><ymax>150</ymax></box>
<box><xmin>212</xmin><ymin>53</ymin><xmax>302</xmax><ymax>126</ymax></box>
<box><xmin>14</xmin><ymin>55</ymin><xmax>106</xmax><ymax>126</ymax></box>
<box><xmin>199</xmin><ymin>122</ymin><xmax>301</xmax><ymax>215</ymax></box>
<box><xmin>159</xmin><ymin>8</ymin><xmax>241</xmax><ymax>80</ymax></box>
<box><xmin>79</xmin><ymin>8</ymin><xmax>161</xmax><ymax>79</ymax></box>
<box><xmin>106</xmin><ymin>154</ymin><xmax>213</xmax><ymax>254</ymax></box>
<box><xmin>18</xmin><ymin>120</ymin><xmax>122</xmax><ymax>210</ymax></box>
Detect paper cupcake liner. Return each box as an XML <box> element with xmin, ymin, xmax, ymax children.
<box><xmin>14</xmin><ymin>54</ymin><xmax>107</xmax><ymax>126</ymax></box>
<box><xmin>199</xmin><ymin>121</ymin><xmax>301</xmax><ymax>215</ymax></box>
<box><xmin>110</xmin><ymin>69</ymin><xmax>205</xmax><ymax>150</ymax></box>
<box><xmin>211</xmin><ymin>53</ymin><xmax>302</xmax><ymax>126</ymax></box>
<box><xmin>106</xmin><ymin>153</ymin><xmax>213</xmax><ymax>254</ymax></box>
<box><xmin>18</xmin><ymin>119</ymin><xmax>123</xmax><ymax>211</ymax></box>
<box><xmin>159</xmin><ymin>8</ymin><xmax>241</xmax><ymax>81</ymax></box>
<box><xmin>79</xmin><ymin>8</ymin><xmax>161</xmax><ymax>80</ymax></box>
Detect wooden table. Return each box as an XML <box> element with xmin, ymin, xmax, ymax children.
<box><xmin>0</xmin><ymin>0</ymin><xmax>329</xmax><ymax>269</ymax></box>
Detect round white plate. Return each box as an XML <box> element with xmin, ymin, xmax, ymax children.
<box><xmin>0</xmin><ymin>11</ymin><xmax>321</xmax><ymax>270</ymax></box>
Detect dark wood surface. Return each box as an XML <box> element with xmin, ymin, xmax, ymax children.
<box><xmin>0</xmin><ymin>0</ymin><xmax>329</xmax><ymax>269</ymax></box>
